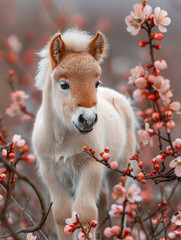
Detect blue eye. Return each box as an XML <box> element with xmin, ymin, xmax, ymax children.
<box><xmin>59</xmin><ymin>80</ymin><xmax>69</xmax><ymax>90</ymax></box>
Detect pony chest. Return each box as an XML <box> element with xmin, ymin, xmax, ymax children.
<box><xmin>53</xmin><ymin>154</ymin><xmax>85</xmax><ymax>192</ymax></box>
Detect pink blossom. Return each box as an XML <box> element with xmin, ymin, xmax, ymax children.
<box><xmin>135</xmin><ymin>77</ymin><xmax>147</xmax><ymax>89</ymax></box>
<box><xmin>154</xmin><ymin>7</ymin><xmax>171</xmax><ymax>33</ymax></box>
<box><xmin>125</xmin><ymin>4</ymin><xmax>152</xmax><ymax>36</ymax></box>
<box><xmin>26</xmin><ymin>233</ymin><xmax>37</xmax><ymax>240</ymax></box>
<box><xmin>64</xmin><ymin>225</ymin><xmax>77</xmax><ymax>234</ymax></box>
<box><xmin>11</xmin><ymin>91</ymin><xmax>29</xmax><ymax>104</ymax></box>
<box><xmin>12</xmin><ymin>134</ymin><xmax>25</xmax><ymax>148</ymax></box>
<box><xmin>152</xmin><ymin>75</ymin><xmax>172</xmax><ymax>101</ymax></box>
<box><xmin>24</xmin><ymin>154</ymin><xmax>36</xmax><ymax>164</ymax></box>
<box><xmin>133</xmin><ymin>89</ymin><xmax>149</xmax><ymax>102</ymax></box>
<box><xmin>109</xmin><ymin>161</ymin><xmax>118</xmax><ymax>170</ymax></box>
<box><xmin>128</xmin><ymin>65</ymin><xmax>146</xmax><ymax>84</ymax></box>
<box><xmin>126</xmin><ymin>183</ymin><xmax>142</xmax><ymax>203</ymax></box>
<box><xmin>125</xmin><ymin>202</ymin><xmax>137</xmax><ymax>219</ymax></box>
<box><xmin>138</xmin><ymin>123</ymin><xmax>154</xmax><ymax>146</ymax></box>
<box><xmin>6</xmin><ymin>102</ymin><xmax>20</xmax><ymax>117</ymax></box>
<box><xmin>136</xmin><ymin>172</ymin><xmax>144</xmax><ymax>181</ymax></box>
<box><xmin>65</xmin><ymin>211</ymin><xmax>79</xmax><ymax>225</ymax></box>
<box><xmin>104</xmin><ymin>226</ymin><xmax>121</xmax><ymax>238</ymax></box>
<box><xmin>7</xmin><ymin>35</ymin><xmax>22</xmax><ymax>53</ymax></box>
<box><xmin>166</xmin><ymin>120</ymin><xmax>175</xmax><ymax>133</ymax></box>
<box><xmin>112</xmin><ymin>183</ymin><xmax>126</xmax><ymax>204</ymax></box>
<box><xmin>170</xmin><ymin>101</ymin><xmax>181</xmax><ymax>113</ymax></box>
<box><xmin>125</xmin><ymin>15</ymin><xmax>141</xmax><ymax>36</ymax></box>
<box><xmin>154</xmin><ymin>59</ymin><xmax>167</xmax><ymax>70</ymax></box>
<box><xmin>168</xmin><ymin>230</ymin><xmax>181</xmax><ymax>239</ymax></box>
<box><xmin>78</xmin><ymin>231</ymin><xmax>92</xmax><ymax>240</ymax></box>
<box><xmin>171</xmin><ymin>211</ymin><xmax>181</xmax><ymax>225</ymax></box>
<box><xmin>2</xmin><ymin>149</ymin><xmax>7</xmax><ymax>159</ymax></box>
<box><xmin>154</xmin><ymin>121</ymin><xmax>163</xmax><ymax>130</ymax></box>
<box><xmin>104</xmin><ymin>227</ymin><xmax>113</xmax><ymax>238</ymax></box>
<box><xmin>169</xmin><ymin>157</ymin><xmax>181</xmax><ymax>177</ymax></box>
<box><xmin>172</xmin><ymin>138</ymin><xmax>181</xmax><ymax>152</ymax></box>
<box><xmin>155</xmin><ymin>154</ymin><xmax>167</xmax><ymax>163</ymax></box>
<box><xmin>109</xmin><ymin>204</ymin><xmax>123</xmax><ymax>217</ymax></box>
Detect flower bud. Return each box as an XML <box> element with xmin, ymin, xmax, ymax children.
<box><xmin>154</xmin><ymin>59</ymin><xmax>167</xmax><ymax>71</ymax></box>
<box><xmin>152</xmin><ymin>158</ymin><xmax>157</xmax><ymax>164</ymax></box>
<box><xmin>83</xmin><ymin>145</ymin><xmax>89</xmax><ymax>151</ymax></box>
<box><xmin>165</xmin><ymin>110</ymin><xmax>172</xmax><ymax>119</ymax></box>
<box><xmin>104</xmin><ymin>147</ymin><xmax>110</xmax><ymax>153</ymax></box>
<box><xmin>91</xmin><ymin>220</ymin><xmax>98</xmax><ymax>228</ymax></box>
<box><xmin>109</xmin><ymin>161</ymin><xmax>118</xmax><ymax>170</ymax></box>
<box><xmin>138</xmin><ymin>161</ymin><xmax>143</xmax><ymax>169</ymax></box>
<box><xmin>154</xmin><ymin>121</ymin><xmax>163</xmax><ymax>130</ymax></box>
<box><xmin>154</xmin><ymin>44</ymin><xmax>161</xmax><ymax>49</ymax></box>
<box><xmin>139</xmin><ymin>41</ymin><xmax>148</xmax><ymax>47</ymax></box>
<box><xmin>102</xmin><ymin>153</ymin><xmax>110</xmax><ymax>162</ymax></box>
<box><xmin>166</xmin><ymin>120</ymin><xmax>175</xmax><ymax>130</ymax></box>
<box><xmin>145</xmin><ymin>64</ymin><xmax>152</xmax><ymax>70</ymax></box>
<box><xmin>2</xmin><ymin>149</ymin><xmax>7</xmax><ymax>159</ymax></box>
<box><xmin>154</xmin><ymin>32</ymin><xmax>164</xmax><ymax>40</ymax></box>
<box><xmin>149</xmin><ymin>94</ymin><xmax>156</xmax><ymax>101</ymax></box>
<box><xmin>152</xmin><ymin>112</ymin><xmax>161</xmax><ymax>121</ymax></box>
<box><xmin>136</xmin><ymin>172</ymin><xmax>144</xmax><ymax>180</ymax></box>
<box><xmin>8</xmin><ymin>69</ymin><xmax>14</xmax><ymax>77</ymax></box>
<box><xmin>135</xmin><ymin>77</ymin><xmax>147</xmax><ymax>89</ymax></box>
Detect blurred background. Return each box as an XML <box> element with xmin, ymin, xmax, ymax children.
<box><xmin>0</xmin><ymin>0</ymin><xmax>181</xmax><ymax>239</ymax></box>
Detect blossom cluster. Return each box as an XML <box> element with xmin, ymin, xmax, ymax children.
<box><xmin>125</xmin><ymin>3</ymin><xmax>171</xmax><ymax>36</ymax></box>
<box><xmin>125</xmin><ymin>1</ymin><xmax>181</xmax><ymax>179</ymax></box>
<box><xmin>103</xmin><ymin>179</ymin><xmax>142</xmax><ymax>239</ymax></box>
<box><xmin>64</xmin><ymin>211</ymin><xmax>97</xmax><ymax>239</ymax></box>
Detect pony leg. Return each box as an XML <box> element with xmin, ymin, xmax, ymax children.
<box><xmin>72</xmin><ymin>160</ymin><xmax>102</xmax><ymax>240</ymax></box>
<box><xmin>39</xmin><ymin>161</ymin><xmax>73</xmax><ymax>240</ymax></box>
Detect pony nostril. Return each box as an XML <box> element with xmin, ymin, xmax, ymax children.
<box><xmin>78</xmin><ymin>114</ymin><xmax>86</xmax><ymax>124</ymax></box>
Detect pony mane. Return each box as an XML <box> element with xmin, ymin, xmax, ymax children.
<box><xmin>35</xmin><ymin>29</ymin><xmax>93</xmax><ymax>90</ymax></box>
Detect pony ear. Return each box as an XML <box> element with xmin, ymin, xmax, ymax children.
<box><xmin>89</xmin><ymin>32</ymin><xmax>107</xmax><ymax>62</ymax></box>
<box><xmin>49</xmin><ymin>33</ymin><xmax>67</xmax><ymax>69</ymax></box>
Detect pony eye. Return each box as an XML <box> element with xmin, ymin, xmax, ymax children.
<box><xmin>95</xmin><ymin>80</ymin><xmax>101</xmax><ymax>88</ymax></box>
<box><xmin>59</xmin><ymin>80</ymin><xmax>69</xmax><ymax>90</ymax></box>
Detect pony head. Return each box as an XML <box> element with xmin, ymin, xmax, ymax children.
<box><xmin>36</xmin><ymin>29</ymin><xmax>107</xmax><ymax>134</ymax></box>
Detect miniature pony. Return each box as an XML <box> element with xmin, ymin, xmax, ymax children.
<box><xmin>32</xmin><ymin>29</ymin><xmax>137</xmax><ymax>240</ymax></box>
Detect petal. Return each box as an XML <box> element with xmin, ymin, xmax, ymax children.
<box><xmin>169</xmin><ymin>159</ymin><xmax>177</xmax><ymax>168</ymax></box>
<box><xmin>158</xmin><ymin>24</ymin><xmax>167</xmax><ymax>33</ymax></box>
<box><xmin>65</xmin><ymin>218</ymin><xmax>75</xmax><ymax>225</ymax></box>
<box><xmin>161</xmin><ymin>17</ymin><xmax>171</xmax><ymax>26</ymax></box>
<box><xmin>143</xmin><ymin>5</ymin><xmax>152</xmax><ymax>19</ymax></box>
<box><xmin>134</xmin><ymin>195</ymin><xmax>142</xmax><ymax>202</ymax></box>
<box><xmin>154</xmin><ymin>7</ymin><xmax>161</xmax><ymax>17</ymax></box>
<box><xmin>72</xmin><ymin>211</ymin><xmax>78</xmax><ymax>220</ymax></box>
<box><xmin>175</xmin><ymin>166</ymin><xmax>181</xmax><ymax>177</ymax></box>
<box><xmin>159</xmin><ymin>10</ymin><xmax>168</xmax><ymax>18</ymax></box>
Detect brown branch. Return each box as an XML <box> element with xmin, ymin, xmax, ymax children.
<box><xmin>0</xmin><ymin>155</ymin><xmax>50</xmax><ymax>235</ymax></box>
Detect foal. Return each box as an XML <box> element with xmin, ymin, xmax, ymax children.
<box><xmin>32</xmin><ymin>29</ymin><xmax>137</xmax><ymax>240</ymax></box>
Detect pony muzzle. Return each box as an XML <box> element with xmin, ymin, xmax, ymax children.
<box><xmin>72</xmin><ymin>107</ymin><xmax>98</xmax><ymax>134</ymax></box>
